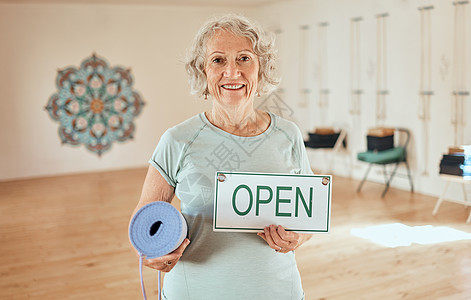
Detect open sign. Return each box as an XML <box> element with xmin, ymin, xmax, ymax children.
<box><xmin>213</xmin><ymin>172</ymin><xmax>331</xmax><ymax>233</ymax></box>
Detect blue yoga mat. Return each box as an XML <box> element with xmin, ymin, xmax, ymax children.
<box><xmin>129</xmin><ymin>201</ymin><xmax>188</xmax><ymax>259</ymax></box>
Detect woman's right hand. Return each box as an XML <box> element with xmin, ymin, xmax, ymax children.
<box><xmin>143</xmin><ymin>238</ymin><xmax>191</xmax><ymax>272</ymax></box>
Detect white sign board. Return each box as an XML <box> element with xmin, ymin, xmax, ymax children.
<box><xmin>213</xmin><ymin>172</ymin><xmax>331</xmax><ymax>233</ymax></box>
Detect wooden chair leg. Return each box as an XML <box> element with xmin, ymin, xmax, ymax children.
<box><xmin>357</xmin><ymin>163</ymin><xmax>373</xmax><ymax>193</ymax></box>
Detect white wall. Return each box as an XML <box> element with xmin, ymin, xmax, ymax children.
<box><xmin>256</xmin><ymin>0</ymin><xmax>471</xmax><ymax>200</ymax></box>
<box><xmin>1</xmin><ymin>0</ymin><xmax>469</xmax><ymax>202</ymax></box>
<box><xmin>0</xmin><ymin>3</ymin><xmax>251</xmax><ymax>180</ymax></box>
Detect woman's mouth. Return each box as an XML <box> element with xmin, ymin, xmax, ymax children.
<box><xmin>221</xmin><ymin>84</ymin><xmax>245</xmax><ymax>90</ymax></box>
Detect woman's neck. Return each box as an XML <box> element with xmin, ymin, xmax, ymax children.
<box><xmin>206</xmin><ymin>104</ymin><xmax>270</xmax><ymax>137</ymax></box>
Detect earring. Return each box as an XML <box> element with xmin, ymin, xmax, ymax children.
<box><xmin>256</xmin><ymin>91</ymin><xmax>260</xmax><ymax>97</ymax></box>
<box><xmin>204</xmin><ymin>93</ymin><xmax>208</xmax><ymax>100</ymax></box>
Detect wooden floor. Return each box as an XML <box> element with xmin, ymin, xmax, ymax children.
<box><xmin>1</xmin><ymin>168</ymin><xmax>470</xmax><ymax>299</ymax></box>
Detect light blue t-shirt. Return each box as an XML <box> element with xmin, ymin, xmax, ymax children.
<box><xmin>149</xmin><ymin>112</ymin><xmax>313</xmax><ymax>300</ymax></box>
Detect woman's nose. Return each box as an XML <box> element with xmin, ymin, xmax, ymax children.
<box><xmin>223</xmin><ymin>61</ymin><xmax>241</xmax><ymax>78</ymax></box>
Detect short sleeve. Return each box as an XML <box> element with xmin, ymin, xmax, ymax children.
<box><xmin>294</xmin><ymin>126</ymin><xmax>314</xmax><ymax>175</ymax></box>
<box><xmin>148</xmin><ymin>129</ymin><xmax>183</xmax><ymax>187</ymax></box>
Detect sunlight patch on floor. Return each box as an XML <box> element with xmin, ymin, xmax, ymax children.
<box><xmin>350</xmin><ymin>223</ymin><xmax>471</xmax><ymax>248</ymax></box>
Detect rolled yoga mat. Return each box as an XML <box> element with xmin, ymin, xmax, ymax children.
<box><xmin>129</xmin><ymin>201</ymin><xmax>188</xmax><ymax>259</ymax></box>
<box><xmin>129</xmin><ymin>201</ymin><xmax>188</xmax><ymax>300</ymax></box>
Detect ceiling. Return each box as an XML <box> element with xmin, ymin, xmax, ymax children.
<box><xmin>0</xmin><ymin>0</ymin><xmax>293</xmax><ymax>7</ymax></box>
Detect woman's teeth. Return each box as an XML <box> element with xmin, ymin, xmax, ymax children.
<box><xmin>222</xmin><ymin>84</ymin><xmax>244</xmax><ymax>90</ymax></box>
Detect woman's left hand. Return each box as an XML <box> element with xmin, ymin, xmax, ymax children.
<box><xmin>257</xmin><ymin>224</ymin><xmax>312</xmax><ymax>253</ymax></box>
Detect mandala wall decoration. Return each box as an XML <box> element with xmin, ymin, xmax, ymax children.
<box><xmin>45</xmin><ymin>54</ymin><xmax>145</xmax><ymax>156</ymax></box>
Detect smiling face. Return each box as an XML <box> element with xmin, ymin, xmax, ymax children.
<box><xmin>204</xmin><ymin>29</ymin><xmax>260</xmax><ymax>106</ymax></box>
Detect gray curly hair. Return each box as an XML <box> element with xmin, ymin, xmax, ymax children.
<box><xmin>185</xmin><ymin>14</ymin><xmax>280</xmax><ymax>98</ymax></box>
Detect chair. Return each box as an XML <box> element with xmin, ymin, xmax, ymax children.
<box><xmin>356</xmin><ymin>128</ymin><xmax>414</xmax><ymax>197</ymax></box>
<box><xmin>305</xmin><ymin>123</ymin><xmax>352</xmax><ymax>176</ymax></box>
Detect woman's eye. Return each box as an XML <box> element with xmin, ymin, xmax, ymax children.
<box><xmin>240</xmin><ymin>56</ymin><xmax>250</xmax><ymax>62</ymax></box>
<box><xmin>212</xmin><ymin>57</ymin><xmax>222</xmax><ymax>63</ymax></box>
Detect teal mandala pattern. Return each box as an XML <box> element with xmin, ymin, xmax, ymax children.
<box><xmin>45</xmin><ymin>54</ymin><xmax>145</xmax><ymax>156</ymax></box>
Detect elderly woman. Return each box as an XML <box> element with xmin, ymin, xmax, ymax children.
<box><xmin>132</xmin><ymin>14</ymin><xmax>313</xmax><ymax>299</ymax></box>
